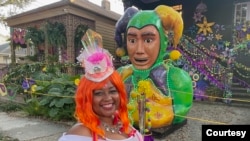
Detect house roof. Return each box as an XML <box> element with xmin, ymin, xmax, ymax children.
<box><xmin>5</xmin><ymin>0</ymin><xmax>121</xmax><ymax>26</ymax></box>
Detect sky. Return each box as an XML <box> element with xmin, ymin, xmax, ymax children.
<box><xmin>0</xmin><ymin>0</ymin><xmax>124</xmax><ymax>36</ymax></box>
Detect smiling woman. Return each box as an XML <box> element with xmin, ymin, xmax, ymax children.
<box><xmin>58</xmin><ymin>29</ymin><xmax>142</xmax><ymax>141</ymax></box>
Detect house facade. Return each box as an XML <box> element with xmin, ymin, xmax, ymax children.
<box><xmin>5</xmin><ymin>0</ymin><xmax>121</xmax><ymax>72</ymax></box>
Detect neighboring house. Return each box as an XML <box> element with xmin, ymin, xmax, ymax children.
<box><xmin>0</xmin><ymin>41</ymin><xmax>34</xmax><ymax>82</ymax></box>
<box><xmin>0</xmin><ymin>42</ymin><xmax>33</xmax><ymax>68</ymax></box>
<box><xmin>0</xmin><ymin>34</ymin><xmax>9</xmax><ymax>44</ymax></box>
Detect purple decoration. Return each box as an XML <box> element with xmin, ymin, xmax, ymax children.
<box><xmin>29</xmin><ymin>79</ymin><xmax>35</xmax><ymax>85</ymax></box>
<box><xmin>179</xmin><ymin>49</ymin><xmax>225</xmax><ymax>90</ymax></box>
<box><xmin>193</xmin><ymin>12</ymin><xmax>203</xmax><ymax>22</ymax></box>
<box><xmin>150</xmin><ymin>66</ymin><xmax>168</xmax><ymax>96</ymax></box>
<box><xmin>236</xmin><ymin>30</ymin><xmax>247</xmax><ymax>39</ymax></box>
<box><xmin>194</xmin><ymin>79</ymin><xmax>209</xmax><ymax>100</ymax></box>
<box><xmin>194</xmin><ymin>88</ymin><xmax>206</xmax><ymax>101</ymax></box>
<box><xmin>233</xmin><ymin>77</ymin><xmax>250</xmax><ymax>89</ymax></box>
<box><xmin>216</xmin><ymin>41</ymin><xmax>224</xmax><ymax>50</ymax></box>
<box><xmin>195</xmin><ymin>34</ymin><xmax>205</xmax><ymax>44</ymax></box>
<box><xmin>196</xmin><ymin>1</ymin><xmax>207</xmax><ymax>13</ymax></box>
<box><xmin>12</xmin><ymin>29</ymin><xmax>26</xmax><ymax>45</ymax></box>
<box><xmin>144</xmin><ymin>134</ymin><xmax>154</xmax><ymax>141</ymax></box>
<box><xmin>235</xmin><ymin>24</ymin><xmax>243</xmax><ymax>31</ymax></box>
<box><xmin>22</xmin><ymin>79</ymin><xmax>30</xmax><ymax>90</ymax></box>
<box><xmin>115</xmin><ymin>7</ymin><xmax>138</xmax><ymax>47</ymax></box>
<box><xmin>214</xmin><ymin>24</ymin><xmax>225</xmax><ymax>33</ymax></box>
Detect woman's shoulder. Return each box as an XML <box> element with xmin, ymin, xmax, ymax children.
<box><xmin>58</xmin><ymin>123</ymin><xmax>94</xmax><ymax>141</ymax></box>
<box><xmin>58</xmin><ymin>133</ymin><xmax>93</xmax><ymax>141</ymax></box>
<box><xmin>66</xmin><ymin>122</ymin><xmax>92</xmax><ymax>136</ymax></box>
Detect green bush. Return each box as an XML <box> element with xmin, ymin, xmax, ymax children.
<box><xmin>3</xmin><ymin>62</ymin><xmax>80</xmax><ymax>121</ymax></box>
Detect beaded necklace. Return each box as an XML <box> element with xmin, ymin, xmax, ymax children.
<box><xmin>101</xmin><ymin>121</ymin><xmax>123</xmax><ymax>134</ymax></box>
<box><xmin>99</xmin><ymin>121</ymin><xmax>141</xmax><ymax>141</ymax></box>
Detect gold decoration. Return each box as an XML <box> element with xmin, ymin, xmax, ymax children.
<box><xmin>74</xmin><ymin>78</ymin><xmax>80</xmax><ymax>86</ymax></box>
<box><xmin>215</xmin><ymin>34</ymin><xmax>223</xmax><ymax>40</ymax></box>
<box><xmin>196</xmin><ymin>17</ymin><xmax>215</xmax><ymax>36</ymax></box>
<box><xmin>31</xmin><ymin>85</ymin><xmax>37</xmax><ymax>93</ymax></box>
<box><xmin>169</xmin><ymin>50</ymin><xmax>182</xmax><ymax>61</ymax></box>
<box><xmin>138</xmin><ymin>80</ymin><xmax>152</xmax><ymax>95</ymax></box>
<box><xmin>155</xmin><ymin>5</ymin><xmax>183</xmax><ymax>47</ymax></box>
<box><xmin>115</xmin><ymin>47</ymin><xmax>126</xmax><ymax>57</ymax></box>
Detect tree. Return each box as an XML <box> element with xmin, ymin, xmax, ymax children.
<box><xmin>0</xmin><ymin>0</ymin><xmax>34</xmax><ymax>66</ymax></box>
<box><xmin>0</xmin><ymin>0</ymin><xmax>34</xmax><ymax>24</ymax></box>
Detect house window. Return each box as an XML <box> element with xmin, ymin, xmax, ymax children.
<box><xmin>234</xmin><ymin>2</ymin><xmax>250</xmax><ymax>24</ymax></box>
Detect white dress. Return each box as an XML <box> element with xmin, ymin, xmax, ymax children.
<box><xmin>58</xmin><ymin>130</ymin><xmax>143</xmax><ymax>141</ymax></box>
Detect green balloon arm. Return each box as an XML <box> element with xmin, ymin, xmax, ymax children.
<box><xmin>167</xmin><ymin>66</ymin><xmax>194</xmax><ymax>124</ymax></box>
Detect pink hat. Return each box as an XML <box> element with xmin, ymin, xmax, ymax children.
<box><xmin>76</xmin><ymin>29</ymin><xmax>114</xmax><ymax>82</ymax></box>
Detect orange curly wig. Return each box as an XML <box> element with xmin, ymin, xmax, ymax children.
<box><xmin>74</xmin><ymin>70</ymin><xmax>130</xmax><ymax>140</ymax></box>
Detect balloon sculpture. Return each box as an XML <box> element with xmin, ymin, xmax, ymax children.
<box><xmin>115</xmin><ymin>5</ymin><xmax>194</xmax><ymax>140</ymax></box>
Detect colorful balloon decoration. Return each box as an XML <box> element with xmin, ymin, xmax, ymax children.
<box><xmin>115</xmin><ymin>5</ymin><xmax>193</xmax><ymax>139</ymax></box>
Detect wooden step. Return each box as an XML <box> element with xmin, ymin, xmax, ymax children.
<box><xmin>229</xmin><ymin>91</ymin><xmax>250</xmax><ymax>105</ymax></box>
<box><xmin>231</xmin><ymin>87</ymin><xmax>248</xmax><ymax>92</ymax></box>
<box><xmin>233</xmin><ymin>92</ymin><xmax>250</xmax><ymax>97</ymax></box>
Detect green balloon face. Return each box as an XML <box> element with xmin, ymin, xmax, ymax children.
<box><xmin>127</xmin><ymin>10</ymin><xmax>168</xmax><ymax>66</ymax></box>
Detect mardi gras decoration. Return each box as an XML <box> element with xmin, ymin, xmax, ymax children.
<box><xmin>12</xmin><ymin>28</ymin><xmax>27</xmax><ymax>48</ymax></box>
<box><xmin>115</xmin><ymin>5</ymin><xmax>193</xmax><ymax>139</ymax></box>
<box><xmin>0</xmin><ymin>83</ymin><xmax>7</xmax><ymax>96</ymax></box>
<box><xmin>196</xmin><ymin>17</ymin><xmax>215</xmax><ymax>36</ymax></box>
<box><xmin>115</xmin><ymin>7</ymin><xmax>139</xmax><ymax>57</ymax></box>
<box><xmin>77</xmin><ymin>29</ymin><xmax>114</xmax><ymax>82</ymax></box>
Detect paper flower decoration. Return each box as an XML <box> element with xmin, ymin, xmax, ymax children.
<box><xmin>76</xmin><ymin>29</ymin><xmax>114</xmax><ymax>82</ymax></box>
<box><xmin>0</xmin><ymin>83</ymin><xmax>7</xmax><ymax>96</ymax></box>
<box><xmin>196</xmin><ymin>17</ymin><xmax>215</xmax><ymax>36</ymax></box>
<box><xmin>224</xmin><ymin>41</ymin><xmax>231</xmax><ymax>47</ymax></box>
<box><xmin>207</xmin><ymin>33</ymin><xmax>214</xmax><ymax>41</ymax></box>
<box><xmin>195</xmin><ymin>34</ymin><xmax>205</xmax><ymax>44</ymax></box>
<box><xmin>247</xmin><ymin>34</ymin><xmax>250</xmax><ymax>40</ymax></box>
<box><xmin>210</xmin><ymin>44</ymin><xmax>217</xmax><ymax>51</ymax></box>
<box><xmin>196</xmin><ymin>1</ymin><xmax>207</xmax><ymax>13</ymax></box>
<box><xmin>12</xmin><ymin>29</ymin><xmax>26</xmax><ymax>44</ymax></box>
<box><xmin>215</xmin><ymin>34</ymin><xmax>223</xmax><ymax>40</ymax></box>
<box><xmin>193</xmin><ymin>12</ymin><xmax>203</xmax><ymax>22</ymax></box>
<box><xmin>216</xmin><ymin>41</ymin><xmax>224</xmax><ymax>50</ymax></box>
<box><xmin>214</xmin><ymin>24</ymin><xmax>225</xmax><ymax>33</ymax></box>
